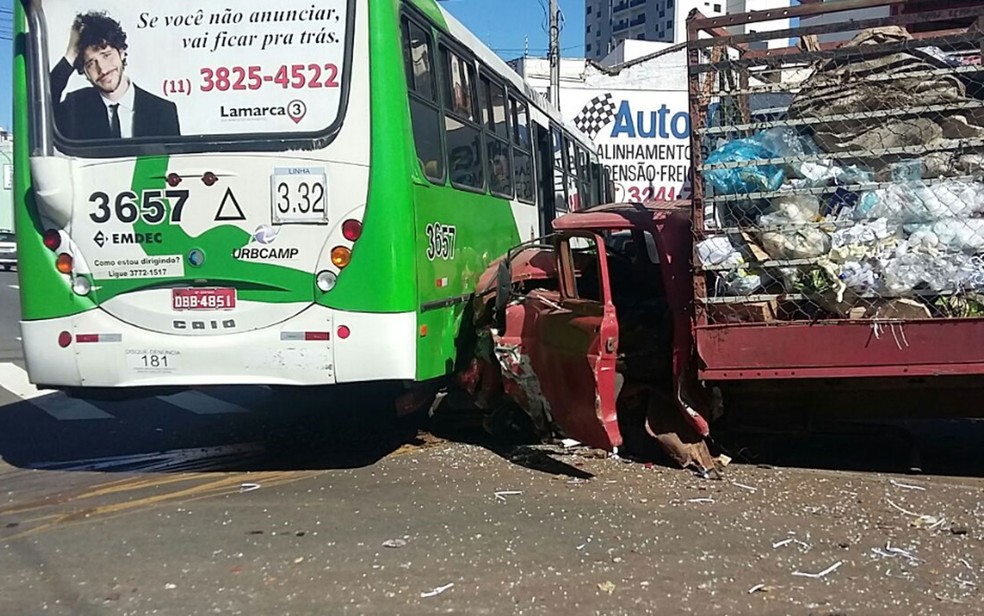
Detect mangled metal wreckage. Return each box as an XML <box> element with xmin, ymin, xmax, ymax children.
<box><xmin>457</xmin><ymin>202</ymin><xmax>719</xmax><ymax>472</ymax></box>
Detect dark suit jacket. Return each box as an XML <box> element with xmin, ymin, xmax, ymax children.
<box><xmin>51</xmin><ymin>58</ymin><xmax>181</xmax><ymax>140</ymax></box>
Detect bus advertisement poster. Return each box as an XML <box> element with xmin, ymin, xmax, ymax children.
<box><xmin>43</xmin><ymin>0</ymin><xmax>350</xmax><ymax>142</ymax></box>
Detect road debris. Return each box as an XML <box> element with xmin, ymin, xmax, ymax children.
<box><xmin>686</xmin><ymin>498</ymin><xmax>716</xmax><ymax>504</ymax></box>
<box><xmin>773</xmin><ymin>537</ymin><xmax>811</xmax><ymax>551</ymax></box>
<box><xmin>494</xmin><ymin>490</ymin><xmax>523</xmax><ymax>502</ymax></box>
<box><xmin>747</xmin><ymin>583</ymin><xmax>776</xmax><ymax>594</ymax></box>
<box><xmin>382</xmin><ymin>539</ymin><xmax>408</xmax><ymax>548</ymax></box>
<box><xmin>164</xmin><ymin>583</ymin><xmax>177</xmax><ymax>590</ymax></box>
<box><xmin>597</xmin><ymin>581</ymin><xmax>616</xmax><ymax>595</ymax></box>
<box><xmin>886</xmin><ymin>499</ymin><xmax>946</xmax><ymax>530</ymax></box>
<box><xmin>239</xmin><ymin>483</ymin><xmax>261</xmax><ymax>493</ymax></box>
<box><xmin>420</xmin><ymin>583</ymin><xmax>454</xmax><ymax>598</ymax></box>
<box><xmin>889</xmin><ymin>479</ymin><xmax>926</xmax><ymax>491</ymax></box>
<box><xmin>560</xmin><ymin>438</ymin><xmax>582</xmax><ymax>448</ymax></box>
<box><xmin>871</xmin><ymin>542</ymin><xmax>922</xmax><ymax>566</ymax></box>
<box><xmin>792</xmin><ymin>561</ymin><xmax>843</xmax><ymax>579</ymax></box>
<box><xmin>731</xmin><ymin>481</ymin><xmax>758</xmax><ymax>493</ymax></box>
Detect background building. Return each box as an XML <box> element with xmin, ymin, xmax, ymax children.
<box><xmin>585</xmin><ymin>0</ymin><xmax>725</xmax><ymax>60</ymax></box>
<box><xmin>585</xmin><ymin>0</ymin><xmax>794</xmax><ymax>60</ymax></box>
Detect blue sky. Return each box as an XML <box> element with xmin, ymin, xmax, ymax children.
<box><xmin>441</xmin><ymin>0</ymin><xmax>585</xmax><ymax>59</ymax></box>
<box><xmin>1</xmin><ymin>0</ymin><xmax>11</xmax><ymax>131</ymax></box>
<box><xmin>0</xmin><ymin>0</ymin><xmax>585</xmax><ymax>131</ymax></box>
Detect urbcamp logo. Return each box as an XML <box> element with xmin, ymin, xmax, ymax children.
<box><xmin>252</xmin><ymin>225</ymin><xmax>280</xmax><ymax>245</ymax></box>
<box><xmin>574</xmin><ymin>93</ymin><xmax>692</xmax><ymax>140</ymax></box>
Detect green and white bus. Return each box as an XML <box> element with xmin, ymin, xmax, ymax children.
<box><xmin>13</xmin><ymin>0</ymin><xmax>607</xmax><ymax>390</ymax></box>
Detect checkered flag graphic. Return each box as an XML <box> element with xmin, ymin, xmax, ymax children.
<box><xmin>574</xmin><ymin>93</ymin><xmax>617</xmax><ymax>140</ymax></box>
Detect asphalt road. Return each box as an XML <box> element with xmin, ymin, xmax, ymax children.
<box><xmin>1</xmin><ymin>268</ymin><xmax>983</xmax><ymax>614</ymax></box>
<box><xmin>0</xmin><ymin>270</ymin><xmax>22</xmax><ymax>366</ymax></box>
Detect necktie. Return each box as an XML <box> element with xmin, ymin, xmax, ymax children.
<box><xmin>109</xmin><ymin>104</ymin><xmax>121</xmax><ymax>138</ymax></box>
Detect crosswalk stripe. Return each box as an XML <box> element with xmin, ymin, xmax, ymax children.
<box><xmin>31</xmin><ymin>393</ymin><xmax>114</xmax><ymax>420</ymax></box>
<box><xmin>0</xmin><ymin>361</ymin><xmax>54</xmax><ymax>399</ymax></box>
<box><xmin>158</xmin><ymin>390</ymin><xmax>252</xmax><ymax>415</ymax></box>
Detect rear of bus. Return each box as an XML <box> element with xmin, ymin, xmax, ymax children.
<box><xmin>14</xmin><ymin>0</ymin><xmax>420</xmax><ymax>388</ymax></box>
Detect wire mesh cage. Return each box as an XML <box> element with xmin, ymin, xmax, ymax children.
<box><xmin>687</xmin><ymin>2</ymin><xmax>984</xmax><ymax>326</ymax></box>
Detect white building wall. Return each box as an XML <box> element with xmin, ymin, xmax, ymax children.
<box><xmin>514</xmin><ymin>49</ymin><xmax>692</xmax><ymax>203</ymax></box>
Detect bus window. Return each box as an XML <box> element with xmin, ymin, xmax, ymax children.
<box><xmin>444</xmin><ymin>51</ymin><xmax>476</xmax><ymax>121</ymax></box>
<box><xmin>402</xmin><ymin>19</ymin><xmax>444</xmax><ymax>182</ymax></box>
<box><xmin>489</xmin><ymin>81</ymin><xmax>510</xmax><ymax>140</ymax></box>
<box><xmin>442</xmin><ymin>47</ymin><xmax>484</xmax><ymax>190</ymax></box>
<box><xmin>488</xmin><ymin>138</ymin><xmax>513</xmax><ymax>198</ymax></box>
<box><xmin>590</xmin><ymin>161</ymin><xmax>603</xmax><ymax>207</ymax></box>
<box><xmin>577</xmin><ymin>146</ymin><xmax>591</xmax><ymax>208</ymax></box>
<box><xmin>552</xmin><ymin>127</ymin><xmax>568</xmax><ymax>215</ymax></box>
<box><xmin>510</xmin><ymin>96</ymin><xmax>534</xmax><ymax>204</ymax></box>
<box><xmin>482</xmin><ymin>75</ymin><xmax>513</xmax><ymax>199</ymax></box>
<box><xmin>512</xmin><ymin>99</ymin><xmax>531</xmax><ymax>150</ymax></box>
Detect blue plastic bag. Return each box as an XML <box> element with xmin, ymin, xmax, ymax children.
<box><xmin>704</xmin><ymin>137</ymin><xmax>785</xmax><ymax>196</ymax></box>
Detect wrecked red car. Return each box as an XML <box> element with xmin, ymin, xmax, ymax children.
<box><xmin>458</xmin><ymin>202</ymin><xmax>717</xmax><ymax>472</ymax></box>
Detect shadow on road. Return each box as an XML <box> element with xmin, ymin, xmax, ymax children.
<box><xmin>0</xmin><ymin>384</ymin><xmax>431</xmax><ymax>473</ymax></box>
<box><xmin>714</xmin><ymin>417</ymin><xmax>984</xmax><ymax>478</ymax></box>
<box><xmin>3</xmin><ymin>382</ymin><xmax>983</xmax><ymax>479</ymax></box>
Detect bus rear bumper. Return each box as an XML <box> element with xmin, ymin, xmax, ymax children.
<box><xmin>20</xmin><ymin>306</ymin><xmax>417</xmax><ymax>388</ymax></box>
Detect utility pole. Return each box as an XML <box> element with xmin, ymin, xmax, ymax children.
<box><xmin>548</xmin><ymin>0</ymin><xmax>561</xmax><ymax>111</ymax></box>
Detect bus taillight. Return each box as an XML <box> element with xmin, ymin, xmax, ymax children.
<box><xmin>55</xmin><ymin>253</ymin><xmax>73</xmax><ymax>274</ymax></box>
<box><xmin>342</xmin><ymin>219</ymin><xmax>362</xmax><ymax>241</ymax></box>
<box><xmin>58</xmin><ymin>331</ymin><xmax>72</xmax><ymax>348</ymax></box>
<box><xmin>330</xmin><ymin>246</ymin><xmax>351</xmax><ymax>268</ymax></box>
<box><xmin>43</xmin><ymin>229</ymin><xmax>61</xmax><ymax>251</ymax></box>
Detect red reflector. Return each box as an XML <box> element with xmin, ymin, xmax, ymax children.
<box><xmin>58</xmin><ymin>331</ymin><xmax>72</xmax><ymax>348</ymax></box>
<box><xmin>342</xmin><ymin>219</ymin><xmax>363</xmax><ymax>241</ymax></box>
<box><xmin>202</xmin><ymin>171</ymin><xmax>218</xmax><ymax>186</ymax></box>
<box><xmin>337</xmin><ymin>325</ymin><xmax>351</xmax><ymax>340</ymax></box>
<box><xmin>76</xmin><ymin>334</ymin><xmax>99</xmax><ymax>343</ymax></box>
<box><xmin>167</xmin><ymin>173</ymin><xmax>182</xmax><ymax>187</ymax></box>
<box><xmin>43</xmin><ymin>229</ymin><xmax>61</xmax><ymax>251</ymax></box>
<box><xmin>305</xmin><ymin>332</ymin><xmax>330</xmax><ymax>341</ymax></box>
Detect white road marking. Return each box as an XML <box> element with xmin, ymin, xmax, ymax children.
<box><xmin>32</xmin><ymin>394</ymin><xmax>115</xmax><ymax>421</ymax></box>
<box><xmin>0</xmin><ymin>362</ymin><xmax>113</xmax><ymax>420</ymax></box>
<box><xmin>159</xmin><ymin>390</ymin><xmax>252</xmax><ymax>415</ymax></box>
<box><xmin>0</xmin><ymin>361</ymin><xmax>53</xmax><ymax>399</ymax></box>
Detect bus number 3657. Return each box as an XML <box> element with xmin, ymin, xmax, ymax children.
<box><xmin>425</xmin><ymin>223</ymin><xmax>456</xmax><ymax>261</ymax></box>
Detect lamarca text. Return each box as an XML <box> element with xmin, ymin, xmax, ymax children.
<box><xmin>221</xmin><ymin>105</ymin><xmax>288</xmax><ymax>118</ymax></box>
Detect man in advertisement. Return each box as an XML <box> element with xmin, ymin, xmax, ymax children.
<box><xmin>51</xmin><ymin>11</ymin><xmax>181</xmax><ymax>140</ymax></box>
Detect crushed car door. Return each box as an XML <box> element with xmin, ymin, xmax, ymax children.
<box><xmin>523</xmin><ymin>233</ymin><xmax>622</xmax><ymax>450</ymax></box>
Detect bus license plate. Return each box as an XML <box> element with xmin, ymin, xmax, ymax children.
<box><xmin>172</xmin><ymin>288</ymin><xmax>237</xmax><ymax>311</ymax></box>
